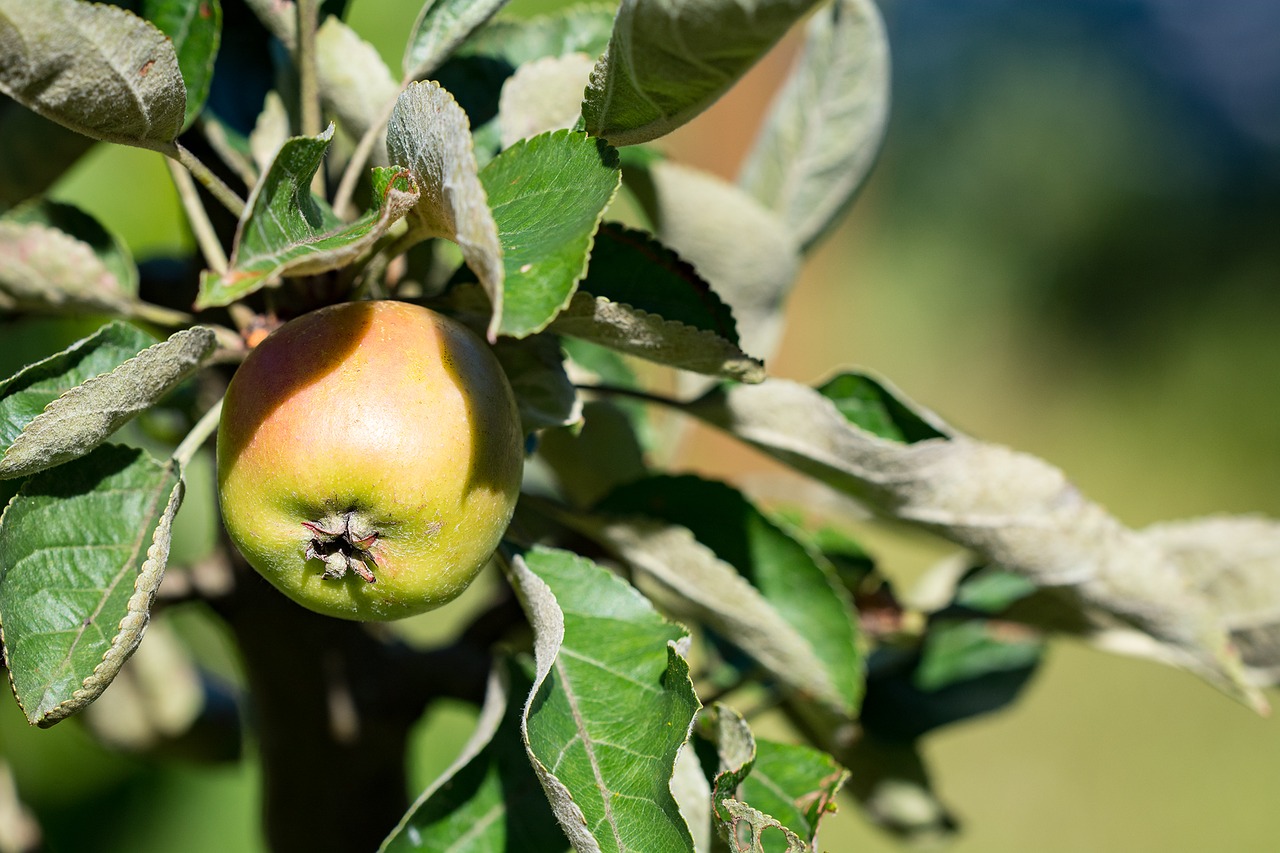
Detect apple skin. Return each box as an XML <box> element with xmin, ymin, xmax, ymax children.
<box><xmin>216</xmin><ymin>300</ymin><xmax>523</xmax><ymax>621</ymax></box>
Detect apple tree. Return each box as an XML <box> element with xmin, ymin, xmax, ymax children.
<box><xmin>1</xmin><ymin>0</ymin><xmax>1276</xmax><ymax>851</ymax></box>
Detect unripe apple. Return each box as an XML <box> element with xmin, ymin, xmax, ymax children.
<box><xmin>216</xmin><ymin>300</ymin><xmax>523</xmax><ymax>621</ymax></box>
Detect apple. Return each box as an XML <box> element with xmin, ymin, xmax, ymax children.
<box><xmin>216</xmin><ymin>300</ymin><xmax>523</xmax><ymax>620</ymax></box>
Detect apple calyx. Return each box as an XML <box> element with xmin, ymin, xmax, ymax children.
<box><xmin>302</xmin><ymin>513</ymin><xmax>380</xmax><ymax>583</ymax></box>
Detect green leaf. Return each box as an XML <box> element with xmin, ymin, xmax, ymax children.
<box><xmin>738</xmin><ymin>0</ymin><xmax>890</xmax><ymax>250</ymax></box>
<box><xmin>0</xmin><ymin>324</ymin><xmax>216</xmax><ymax>479</ymax></box>
<box><xmin>740</xmin><ymin>738</ymin><xmax>848</xmax><ymax>850</ymax></box>
<box><xmin>598</xmin><ymin>475</ymin><xmax>863</xmax><ymax>715</ymax></box>
<box><xmin>694</xmin><ymin>705</ymin><xmax>806</xmax><ymax>853</ymax></box>
<box><xmin>480</xmin><ymin>130</ymin><xmax>621</xmax><ymax>338</ymax></box>
<box><xmin>696</xmin><ymin>704</ymin><xmax>754</xmax><ymax>824</ymax></box>
<box><xmin>815</xmin><ymin>372</ymin><xmax>950</xmax><ymax>444</ymax></box>
<box><xmin>457</xmin><ymin>4</ymin><xmax>616</xmax><ymax>69</ymax></box>
<box><xmin>497</xmin><ymin>53</ymin><xmax>596</xmax><ymax>149</ymax></box>
<box><xmin>381</xmin><ymin>660</ymin><xmax>569</xmax><ymax>852</ymax></box>
<box><xmin>539</xmin><ymin>400</ymin><xmax>647</xmax><ymax>507</ymax></box>
<box><xmin>435</xmin><ymin>4</ymin><xmax>617</xmax><ymax>165</ymax></box>
<box><xmin>548</xmin><ymin>291</ymin><xmax>764</xmax><ymax>382</ymax></box>
<box><xmin>0</xmin><ymin>0</ymin><xmax>185</xmax><ymax>150</ymax></box>
<box><xmin>0</xmin><ymin>97</ymin><xmax>96</xmax><ymax>212</ymax></box>
<box><xmin>0</xmin><ymin>444</ymin><xmax>183</xmax><ymax>726</ymax></box>
<box><xmin>582</xmin><ymin>0</ymin><xmax>820</xmax><ymax>146</ymax></box>
<box><xmin>582</xmin><ymin>223</ymin><xmax>740</xmax><ymax>343</ymax></box>
<box><xmin>403</xmin><ymin>0</ymin><xmax>513</xmax><ymax>80</ymax></box>
<box><xmin>913</xmin><ymin>619</ymin><xmax>1044</xmax><ymax>693</ymax></box>
<box><xmin>951</xmin><ymin>567</ymin><xmax>1037</xmax><ymax>614</ymax></box>
<box><xmin>386</xmin><ymin>82</ymin><xmax>505</xmax><ymax>335</ymax></box>
<box><xmin>0</xmin><ymin>202</ymin><xmax>138</xmax><ymax>316</ymax></box>
<box><xmin>505</xmin><ymin>546</ymin><xmax>700</xmax><ymax>852</ymax></box>
<box><xmin>561</xmin><ymin>336</ymin><xmax>657</xmax><ymax>450</ymax></box>
<box><xmin>195</xmin><ymin>129</ymin><xmax>420</xmax><ymax>309</ymax></box>
<box><xmin>316</xmin><ymin>15</ymin><xmax>398</xmax><ymax>150</ymax></box>
<box><xmin>145</xmin><ymin>0</ymin><xmax>222</xmax><ymax>130</ymax></box>
<box><xmin>490</xmin><ymin>333</ymin><xmax>581</xmax><ymax>434</ymax></box>
<box><xmin>639</xmin><ymin>161</ymin><xmax>799</xmax><ymax>361</ymax></box>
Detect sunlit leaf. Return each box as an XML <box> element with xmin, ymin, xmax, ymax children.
<box><xmin>145</xmin><ymin>0</ymin><xmax>222</xmax><ymax>130</ymax></box>
<box><xmin>403</xmin><ymin>0</ymin><xmax>512</xmax><ymax>80</ymax></box>
<box><xmin>437</xmin><ymin>3</ymin><xmax>617</xmax><ymax>163</ymax></box>
<box><xmin>0</xmin><ymin>0</ymin><xmax>185</xmax><ymax>150</ymax></box>
<box><xmin>196</xmin><ymin>130</ymin><xmax>420</xmax><ymax>309</ymax></box>
<box><xmin>681</xmin><ymin>376</ymin><xmax>1268</xmax><ymax>711</ymax></box>
<box><xmin>581</xmin><ymin>223</ymin><xmax>740</xmax><ymax>343</ymax></box>
<box><xmin>582</xmin><ymin>0</ymin><xmax>820</xmax><ymax>146</ymax></box>
<box><xmin>549</xmin><ymin>292</ymin><xmax>764</xmax><ymax>382</ymax></box>
<box><xmin>0</xmin><ymin>324</ymin><xmax>215</xmax><ymax>479</ymax></box>
<box><xmin>557</xmin><ymin>508</ymin><xmax>854</xmax><ymax>715</ymax></box>
<box><xmin>386</xmin><ymin>82</ymin><xmax>505</xmax><ymax>334</ymax></box>
<box><xmin>505</xmin><ymin>546</ymin><xmax>700</xmax><ymax>852</ymax></box>
<box><xmin>739</xmin><ymin>738</ymin><xmax>848</xmax><ymax>850</ymax></box>
<box><xmin>381</xmin><ymin>660</ymin><xmax>569</xmax><ymax>852</ymax></box>
<box><xmin>480</xmin><ymin>130</ymin><xmax>621</xmax><ymax>339</ymax></box>
<box><xmin>497</xmin><ymin>53</ymin><xmax>595</xmax><ymax>149</ymax></box>
<box><xmin>638</xmin><ymin>161</ymin><xmax>799</xmax><ymax>361</ymax></box>
<box><xmin>0</xmin><ymin>444</ymin><xmax>183</xmax><ymax>726</ymax></box>
<box><xmin>316</xmin><ymin>15</ymin><xmax>398</xmax><ymax>157</ymax></box>
<box><xmin>599</xmin><ymin>475</ymin><xmax>863</xmax><ymax>715</ymax></box>
<box><xmin>738</xmin><ymin>0</ymin><xmax>889</xmax><ymax>250</ymax></box>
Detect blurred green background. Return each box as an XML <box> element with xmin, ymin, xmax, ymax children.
<box><xmin>4</xmin><ymin>0</ymin><xmax>1279</xmax><ymax>850</ymax></box>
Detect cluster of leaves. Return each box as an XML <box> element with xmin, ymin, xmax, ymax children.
<box><xmin>2</xmin><ymin>0</ymin><xmax>1278</xmax><ymax>851</ymax></box>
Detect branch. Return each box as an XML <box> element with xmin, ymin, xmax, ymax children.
<box><xmin>167</xmin><ymin>143</ymin><xmax>247</xmax><ymax>218</ymax></box>
<box><xmin>211</xmin><ymin>545</ymin><xmax>509</xmax><ymax>851</ymax></box>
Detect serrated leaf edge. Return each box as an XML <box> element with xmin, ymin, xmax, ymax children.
<box><xmin>0</xmin><ymin>326</ymin><xmax>217</xmax><ymax>478</ymax></box>
<box><xmin>33</xmin><ymin>471</ymin><xmax>183</xmax><ymax>727</ymax></box>
<box><xmin>491</xmin><ymin>129</ymin><xmax>621</xmax><ymax>340</ymax></box>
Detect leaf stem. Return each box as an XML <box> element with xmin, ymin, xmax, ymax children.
<box><xmin>166</xmin><ymin>158</ymin><xmax>229</xmax><ymax>274</ymax></box>
<box><xmin>130</xmin><ymin>301</ymin><xmax>193</xmax><ymax>328</ymax></box>
<box><xmin>174</xmin><ymin>397</ymin><xmax>224</xmax><ymax>470</ymax></box>
<box><xmin>296</xmin><ymin>0</ymin><xmax>324</xmax><ymax>196</ymax></box>
<box><xmin>170</xmin><ymin>143</ymin><xmax>247</xmax><ymax>217</ymax></box>
<box><xmin>575</xmin><ymin>383</ymin><xmax>685</xmax><ymax>409</ymax></box>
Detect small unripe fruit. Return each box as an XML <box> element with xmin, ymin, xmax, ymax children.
<box><xmin>216</xmin><ymin>300</ymin><xmax>523</xmax><ymax>620</ymax></box>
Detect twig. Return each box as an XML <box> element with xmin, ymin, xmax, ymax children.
<box><xmin>168</xmin><ymin>143</ymin><xmax>247</xmax><ymax>218</ymax></box>
<box><xmin>296</xmin><ymin>0</ymin><xmax>324</xmax><ymax>197</ymax></box>
<box><xmin>576</xmin><ymin>382</ymin><xmax>686</xmax><ymax>409</ymax></box>
<box><xmin>333</xmin><ymin>92</ymin><xmax>401</xmax><ymax>218</ymax></box>
<box><xmin>174</xmin><ymin>397</ymin><xmax>224</xmax><ymax>470</ymax></box>
<box><xmin>166</xmin><ymin>158</ymin><xmax>229</xmax><ymax>274</ymax></box>
<box><xmin>130</xmin><ymin>301</ymin><xmax>192</xmax><ymax>328</ymax></box>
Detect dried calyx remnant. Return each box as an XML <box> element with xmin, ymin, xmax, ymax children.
<box><xmin>303</xmin><ymin>511</ymin><xmax>380</xmax><ymax>582</ymax></box>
